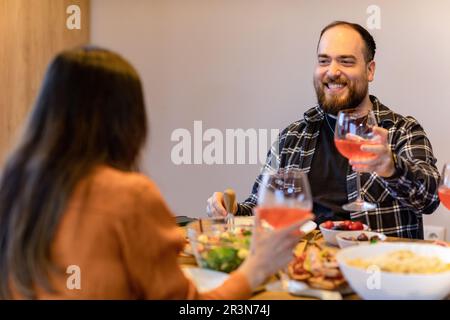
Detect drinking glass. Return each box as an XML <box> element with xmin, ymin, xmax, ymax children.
<box><xmin>254</xmin><ymin>168</ymin><xmax>313</xmax><ymax>289</ymax></box>
<box><xmin>334</xmin><ymin>108</ymin><xmax>378</xmax><ymax>211</ymax></box>
<box><xmin>438</xmin><ymin>163</ymin><xmax>450</xmax><ymax>210</ymax></box>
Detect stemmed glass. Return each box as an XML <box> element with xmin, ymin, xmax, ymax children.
<box><xmin>254</xmin><ymin>168</ymin><xmax>313</xmax><ymax>289</ymax></box>
<box><xmin>438</xmin><ymin>163</ymin><xmax>450</xmax><ymax>210</ymax></box>
<box><xmin>334</xmin><ymin>108</ymin><xmax>378</xmax><ymax>211</ymax></box>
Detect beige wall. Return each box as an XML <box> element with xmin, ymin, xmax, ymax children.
<box><xmin>91</xmin><ymin>0</ymin><xmax>450</xmax><ymax>240</ymax></box>
<box><xmin>0</xmin><ymin>0</ymin><xmax>90</xmax><ymax>161</ymax></box>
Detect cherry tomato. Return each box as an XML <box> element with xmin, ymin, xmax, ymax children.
<box><xmin>342</xmin><ymin>220</ymin><xmax>352</xmax><ymax>230</ymax></box>
<box><xmin>350</xmin><ymin>221</ymin><xmax>364</xmax><ymax>231</ymax></box>
<box><xmin>323</xmin><ymin>220</ymin><xmax>334</xmax><ymax>230</ymax></box>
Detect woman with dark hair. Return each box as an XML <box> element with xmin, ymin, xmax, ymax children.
<box><xmin>0</xmin><ymin>47</ymin><xmax>310</xmax><ymax>299</ymax></box>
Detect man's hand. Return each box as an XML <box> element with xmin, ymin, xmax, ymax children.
<box><xmin>349</xmin><ymin>126</ymin><xmax>397</xmax><ymax>178</ymax></box>
<box><xmin>206</xmin><ymin>192</ymin><xmax>238</xmax><ymax>217</ymax></box>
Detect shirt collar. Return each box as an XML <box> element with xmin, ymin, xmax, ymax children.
<box><xmin>304</xmin><ymin>105</ymin><xmax>325</xmax><ymax>123</ymax></box>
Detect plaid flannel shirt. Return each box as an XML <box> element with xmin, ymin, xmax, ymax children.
<box><xmin>237</xmin><ymin>95</ymin><xmax>440</xmax><ymax>239</ymax></box>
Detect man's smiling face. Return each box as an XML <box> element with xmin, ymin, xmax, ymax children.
<box><xmin>313</xmin><ymin>25</ymin><xmax>375</xmax><ymax>115</ymax></box>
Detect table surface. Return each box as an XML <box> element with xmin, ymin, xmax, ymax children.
<box><xmin>178</xmin><ymin>229</ymin><xmax>448</xmax><ymax>300</ymax></box>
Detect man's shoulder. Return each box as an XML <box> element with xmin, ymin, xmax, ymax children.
<box><xmin>373</xmin><ymin>97</ymin><xmax>423</xmax><ymax>131</ymax></box>
<box><xmin>279</xmin><ymin>105</ymin><xmax>321</xmax><ymax>137</ymax></box>
<box><xmin>280</xmin><ymin>119</ymin><xmax>305</xmax><ymax>136</ymax></box>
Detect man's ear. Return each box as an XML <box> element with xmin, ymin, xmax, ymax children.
<box><xmin>367</xmin><ymin>60</ymin><xmax>376</xmax><ymax>82</ymax></box>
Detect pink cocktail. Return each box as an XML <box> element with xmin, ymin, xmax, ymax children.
<box><xmin>334</xmin><ymin>138</ymin><xmax>377</xmax><ymax>161</ymax></box>
<box><xmin>438</xmin><ymin>187</ymin><xmax>450</xmax><ymax>210</ymax></box>
<box><xmin>255</xmin><ymin>207</ymin><xmax>312</xmax><ymax>229</ymax></box>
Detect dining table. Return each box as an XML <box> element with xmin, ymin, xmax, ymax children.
<box><xmin>178</xmin><ymin>227</ymin><xmax>450</xmax><ymax>300</ymax></box>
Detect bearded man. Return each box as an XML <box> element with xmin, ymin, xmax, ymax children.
<box><xmin>207</xmin><ymin>21</ymin><xmax>440</xmax><ymax>239</ymax></box>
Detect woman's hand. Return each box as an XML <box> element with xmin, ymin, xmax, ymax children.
<box><xmin>237</xmin><ymin>214</ymin><xmax>314</xmax><ymax>290</ymax></box>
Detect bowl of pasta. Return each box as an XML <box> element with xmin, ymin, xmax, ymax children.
<box><xmin>336</xmin><ymin>242</ymin><xmax>450</xmax><ymax>300</ymax></box>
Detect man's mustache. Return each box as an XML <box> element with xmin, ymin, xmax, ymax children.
<box><xmin>323</xmin><ymin>77</ymin><xmax>348</xmax><ymax>85</ymax></box>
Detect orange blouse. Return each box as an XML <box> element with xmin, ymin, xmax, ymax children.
<box><xmin>22</xmin><ymin>166</ymin><xmax>251</xmax><ymax>299</ymax></box>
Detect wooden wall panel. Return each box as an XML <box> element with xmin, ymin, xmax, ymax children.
<box><xmin>0</xmin><ymin>0</ymin><xmax>90</xmax><ymax>162</ymax></box>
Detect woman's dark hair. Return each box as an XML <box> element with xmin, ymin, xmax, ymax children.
<box><xmin>318</xmin><ymin>21</ymin><xmax>377</xmax><ymax>63</ymax></box>
<box><xmin>0</xmin><ymin>46</ymin><xmax>147</xmax><ymax>299</ymax></box>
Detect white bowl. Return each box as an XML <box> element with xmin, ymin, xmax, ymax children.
<box><xmin>336</xmin><ymin>231</ymin><xmax>387</xmax><ymax>249</ymax></box>
<box><xmin>319</xmin><ymin>221</ymin><xmax>369</xmax><ymax>246</ymax></box>
<box><xmin>336</xmin><ymin>242</ymin><xmax>450</xmax><ymax>300</ymax></box>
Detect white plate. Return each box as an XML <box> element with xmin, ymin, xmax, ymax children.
<box><xmin>300</xmin><ymin>220</ymin><xmax>317</xmax><ymax>235</ymax></box>
<box><xmin>265</xmin><ymin>280</ymin><xmax>343</xmax><ymax>300</ymax></box>
<box><xmin>182</xmin><ymin>267</ymin><xmax>229</xmax><ymax>293</ymax></box>
<box><xmin>235</xmin><ymin>216</ymin><xmax>317</xmax><ymax>236</ymax></box>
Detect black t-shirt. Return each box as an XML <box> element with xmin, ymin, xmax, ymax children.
<box><xmin>308</xmin><ymin>114</ymin><xmax>350</xmax><ymax>224</ymax></box>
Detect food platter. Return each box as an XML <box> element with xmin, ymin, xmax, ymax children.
<box><xmin>287</xmin><ymin>234</ymin><xmax>352</xmax><ymax>294</ymax></box>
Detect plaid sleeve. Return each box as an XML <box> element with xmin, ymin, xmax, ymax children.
<box><xmin>236</xmin><ymin>129</ymin><xmax>284</xmax><ymax>216</ymax></box>
<box><xmin>382</xmin><ymin>117</ymin><xmax>440</xmax><ymax>214</ymax></box>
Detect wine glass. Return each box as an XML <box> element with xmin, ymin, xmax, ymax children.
<box><xmin>254</xmin><ymin>168</ymin><xmax>314</xmax><ymax>290</ymax></box>
<box><xmin>438</xmin><ymin>163</ymin><xmax>450</xmax><ymax>210</ymax></box>
<box><xmin>334</xmin><ymin>108</ymin><xmax>378</xmax><ymax>211</ymax></box>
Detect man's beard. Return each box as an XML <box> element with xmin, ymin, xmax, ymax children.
<box><xmin>314</xmin><ymin>76</ymin><xmax>368</xmax><ymax>115</ymax></box>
